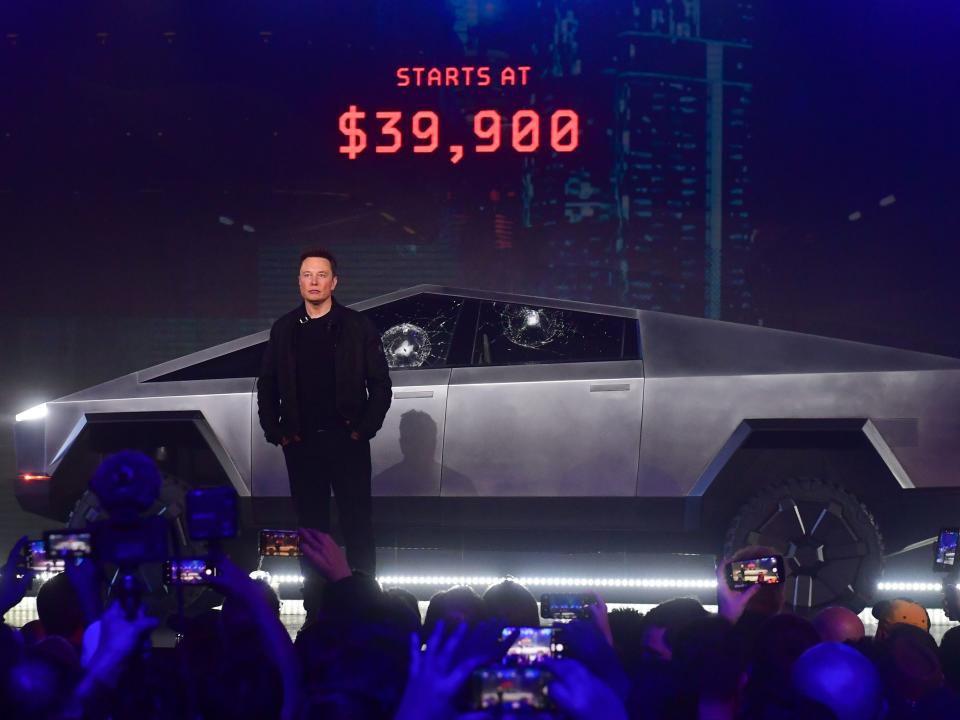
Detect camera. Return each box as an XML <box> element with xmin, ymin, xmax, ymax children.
<box><xmin>933</xmin><ymin>528</ymin><xmax>958</xmax><ymax>572</ymax></box>
<box><xmin>259</xmin><ymin>529</ymin><xmax>302</xmax><ymax>557</ymax></box>
<box><xmin>540</xmin><ymin>592</ymin><xmax>596</xmax><ymax>620</ymax></box>
<box><xmin>502</xmin><ymin>626</ymin><xmax>563</xmax><ymax>665</ymax></box>
<box><xmin>23</xmin><ymin>538</ymin><xmax>65</xmax><ymax>572</ymax></box>
<box><xmin>725</xmin><ymin>555</ymin><xmax>784</xmax><ymax>591</ymax></box>
<box><xmin>470</xmin><ymin>666</ymin><xmax>553</xmax><ymax>711</ymax></box>
<box><xmin>163</xmin><ymin>558</ymin><xmax>218</xmax><ymax>586</ymax></box>
<box><xmin>44</xmin><ymin>530</ymin><xmax>93</xmax><ymax>560</ymax></box>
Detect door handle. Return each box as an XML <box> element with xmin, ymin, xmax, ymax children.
<box><xmin>393</xmin><ymin>390</ymin><xmax>434</xmax><ymax>399</ymax></box>
<box><xmin>589</xmin><ymin>383</ymin><xmax>630</xmax><ymax>392</ymax></box>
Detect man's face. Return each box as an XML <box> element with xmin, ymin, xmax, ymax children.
<box><xmin>299</xmin><ymin>257</ymin><xmax>337</xmax><ymax>304</ymax></box>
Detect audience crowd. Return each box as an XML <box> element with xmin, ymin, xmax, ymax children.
<box><xmin>1</xmin><ymin>533</ymin><xmax>959</xmax><ymax>720</ymax></box>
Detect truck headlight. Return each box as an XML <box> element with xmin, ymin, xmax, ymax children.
<box><xmin>15</xmin><ymin>403</ymin><xmax>47</xmax><ymax>422</ymax></box>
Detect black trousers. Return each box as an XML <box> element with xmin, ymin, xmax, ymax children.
<box><xmin>282</xmin><ymin>428</ymin><xmax>376</xmax><ymax>575</ymax></box>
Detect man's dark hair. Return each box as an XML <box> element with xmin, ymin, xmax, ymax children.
<box><xmin>608</xmin><ymin>607</ymin><xmax>647</xmax><ymax>670</ymax></box>
<box><xmin>423</xmin><ymin>585</ymin><xmax>486</xmax><ymax>637</ymax></box>
<box><xmin>299</xmin><ymin>248</ymin><xmax>338</xmax><ymax>276</ymax></box>
<box><xmin>483</xmin><ymin>579</ymin><xmax>540</xmax><ymax>628</ymax></box>
<box><xmin>35</xmin><ymin>573</ymin><xmax>86</xmax><ymax>641</ymax></box>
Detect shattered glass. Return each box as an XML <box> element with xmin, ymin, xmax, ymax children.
<box><xmin>500</xmin><ymin>305</ymin><xmax>564</xmax><ymax>349</ymax></box>
<box><xmin>363</xmin><ymin>294</ymin><xmax>465</xmax><ymax>369</ymax></box>
<box><xmin>381</xmin><ymin>323</ymin><xmax>432</xmax><ymax>368</ymax></box>
<box><xmin>476</xmin><ymin>301</ymin><xmax>629</xmax><ymax>364</ymax></box>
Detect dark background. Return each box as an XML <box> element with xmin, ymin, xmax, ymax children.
<box><xmin>2</xmin><ymin>1</ymin><xmax>958</xmax><ymax>545</ymax></box>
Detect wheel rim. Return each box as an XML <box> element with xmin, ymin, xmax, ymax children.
<box><xmin>743</xmin><ymin>494</ymin><xmax>875</xmax><ymax>611</ymax></box>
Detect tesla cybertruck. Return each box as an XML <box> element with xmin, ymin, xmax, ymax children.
<box><xmin>13</xmin><ymin>286</ymin><xmax>960</xmax><ymax>611</ymax></box>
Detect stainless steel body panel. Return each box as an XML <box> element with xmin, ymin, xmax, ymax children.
<box><xmin>45</xmin><ymin>387</ymin><xmax>255</xmax><ymax>497</ymax></box>
<box><xmin>443</xmin><ymin>361</ymin><xmax>644</xmax><ymax>496</ymax></box>
<box><xmin>638</xmin><ymin>369</ymin><xmax>960</xmax><ymax>497</ymax></box>
<box><xmin>371</xmin><ymin>369</ymin><xmax>451</xmax><ymax>496</ymax></box>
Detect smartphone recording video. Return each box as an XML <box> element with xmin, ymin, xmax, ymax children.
<box><xmin>501</xmin><ymin>627</ymin><xmax>562</xmax><ymax>665</ymax></box>
<box><xmin>23</xmin><ymin>539</ymin><xmax>64</xmax><ymax>572</ymax></box>
<box><xmin>540</xmin><ymin>592</ymin><xmax>596</xmax><ymax>620</ymax></box>
<box><xmin>472</xmin><ymin>666</ymin><xmax>553</xmax><ymax>711</ymax></box>
<box><xmin>259</xmin><ymin>529</ymin><xmax>302</xmax><ymax>557</ymax></box>
<box><xmin>44</xmin><ymin>530</ymin><xmax>93</xmax><ymax>560</ymax></box>
<box><xmin>725</xmin><ymin>555</ymin><xmax>784</xmax><ymax>591</ymax></box>
<box><xmin>163</xmin><ymin>558</ymin><xmax>217</xmax><ymax>585</ymax></box>
<box><xmin>934</xmin><ymin>528</ymin><xmax>959</xmax><ymax>572</ymax></box>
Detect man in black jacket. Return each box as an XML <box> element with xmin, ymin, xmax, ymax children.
<box><xmin>257</xmin><ymin>248</ymin><xmax>392</xmax><ymax>575</ymax></box>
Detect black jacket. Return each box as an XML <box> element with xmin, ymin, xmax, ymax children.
<box><xmin>256</xmin><ymin>297</ymin><xmax>392</xmax><ymax>443</ymax></box>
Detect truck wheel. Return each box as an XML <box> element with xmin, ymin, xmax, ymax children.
<box><xmin>723</xmin><ymin>478</ymin><xmax>884</xmax><ymax>615</ymax></box>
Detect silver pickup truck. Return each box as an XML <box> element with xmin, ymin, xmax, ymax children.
<box><xmin>13</xmin><ymin>286</ymin><xmax>960</xmax><ymax>612</ymax></box>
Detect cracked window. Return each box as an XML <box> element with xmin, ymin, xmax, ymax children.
<box><xmin>363</xmin><ymin>294</ymin><xmax>465</xmax><ymax>369</ymax></box>
<box><xmin>474</xmin><ymin>301</ymin><xmax>635</xmax><ymax>365</ymax></box>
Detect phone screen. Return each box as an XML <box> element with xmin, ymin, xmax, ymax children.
<box><xmin>726</xmin><ymin>555</ymin><xmax>783</xmax><ymax>590</ymax></box>
<box><xmin>259</xmin><ymin>529</ymin><xmax>302</xmax><ymax>557</ymax></box>
<box><xmin>24</xmin><ymin>539</ymin><xmax>64</xmax><ymax>571</ymax></box>
<box><xmin>540</xmin><ymin>593</ymin><xmax>594</xmax><ymax>619</ymax></box>
<box><xmin>934</xmin><ymin>528</ymin><xmax>959</xmax><ymax>572</ymax></box>
<box><xmin>44</xmin><ymin>531</ymin><xmax>93</xmax><ymax>559</ymax></box>
<box><xmin>501</xmin><ymin>627</ymin><xmax>561</xmax><ymax>665</ymax></box>
<box><xmin>473</xmin><ymin>666</ymin><xmax>552</xmax><ymax>710</ymax></box>
<box><xmin>163</xmin><ymin>558</ymin><xmax>217</xmax><ymax>585</ymax></box>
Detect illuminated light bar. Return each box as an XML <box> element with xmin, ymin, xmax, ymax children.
<box><xmin>250</xmin><ymin>572</ymin><xmax>719</xmax><ymax>589</ymax></box>
<box><xmin>377</xmin><ymin>576</ymin><xmax>719</xmax><ymax>589</ymax></box>
<box><xmin>18</xmin><ymin>474</ymin><xmax>51</xmax><ymax>482</ymax></box>
<box><xmin>877</xmin><ymin>581</ymin><xmax>943</xmax><ymax>593</ymax></box>
<box><xmin>15</xmin><ymin>403</ymin><xmax>47</xmax><ymax>422</ymax></box>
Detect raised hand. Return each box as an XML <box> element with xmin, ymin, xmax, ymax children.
<box><xmin>585</xmin><ymin>591</ymin><xmax>614</xmax><ymax>646</ymax></box>
<box><xmin>0</xmin><ymin>536</ymin><xmax>34</xmax><ymax>616</ymax></box>
<box><xmin>545</xmin><ymin>657</ymin><xmax>628</xmax><ymax>720</ymax></box>
<box><xmin>715</xmin><ymin>559</ymin><xmax>761</xmax><ymax>624</ymax></box>
<box><xmin>395</xmin><ymin>621</ymin><xmax>487</xmax><ymax>720</ymax></box>
<box><xmin>299</xmin><ymin>528</ymin><xmax>352</xmax><ymax>582</ymax></box>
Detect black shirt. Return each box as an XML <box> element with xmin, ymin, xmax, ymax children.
<box><xmin>295</xmin><ymin>312</ymin><xmax>340</xmax><ymax>432</ymax></box>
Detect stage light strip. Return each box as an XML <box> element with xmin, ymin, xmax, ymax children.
<box><xmin>378</xmin><ymin>575</ymin><xmax>721</xmax><ymax>589</ymax></box>
<box><xmin>250</xmin><ymin>572</ymin><xmax>720</xmax><ymax>589</ymax></box>
<box><xmin>253</xmin><ymin>573</ymin><xmax>951</xmax><ymax>593</ymax></box>
<box><xmin>876</xmin><ymin>581</ymin><xmax>944</xmax><ymax>593</ymax></box>
<box><xmin>5</xmin><ymin>570</ymin><xmax>946</xmax><ymax>594</ymax></box>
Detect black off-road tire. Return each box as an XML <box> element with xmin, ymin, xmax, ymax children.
<box><xmin>723</xmin><ymin>478</ymin><xmax>884</xmax><ymax>615</ymax></box>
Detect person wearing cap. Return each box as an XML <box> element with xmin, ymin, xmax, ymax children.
<box><xmin>872</xmin><ymin>597</ymin><xmax>931</xmax><ymax>640</ymax></box>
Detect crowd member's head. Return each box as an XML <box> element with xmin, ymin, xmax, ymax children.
<box><xmin>384</xmin><ymin>588</ymin><xmax>421</xmax><ymax>627</ymax></box>
<box><xmin>607</xmin><ymin>607</ymin><xmax>647</xmax><ymax>669</ymax></box>
<box><xmin>871</xmin><ymin>597</ymin><xmax>930</xmax><ymax>640</ymax></box>
<box><xmin>641</xmin><ymin>597</ymin><xmax>708</xmax><ymax>661</ymax></box>
<box><xmin>423</xmin><ymin>585</ymin><xmax>485</xmax><ymax>637</ymax></box>
<box><xmin>813</xmin><ymin>606</ymin><xmax>865</xmax><ymax>644</ymax></box>
<box><xmin>222</xmin><ymin>578</ymin><xmax>281</xmax><ymax>635</ymax></box>
<box><xmin>671</xmin><ymin>615</ymin><xmax>749</xmax><ymax>717</ymax></box>
<box><xmin>381</xmin><ymin>589</ymin><xmax>422</xmax><ymax>635</ymax></box>
<box><xmin>482</xmin><ymin>579</ymin><xmax>539</xmax><ymax>628</ymax></box>
<box><xmin>35</xmin><ymin>573</ymin><xmax>86</xmax><ymax>649</ymax></box>
<box><xmin>745</xmin><ymin>614</ymin><xmax>821</xmax><ymax>716</ymax></box>
<box><xmin>730</xmin><ymin>545</ymin><xmax>785</xmax><ymax>617</ymax></box>
<box><xmin>873</xmin><ymin>623</ymin><xmax>944</xmax><ymax>708</ymax></box>
<box><xmin>793</xmin><ymin>642</ymin><xmax>885</xmax><ymax>720</ymax></box>
<box><xmin>940</xmin><ymin>625</ymin><xmax>960</xmax><ymax>694</ymax></box>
